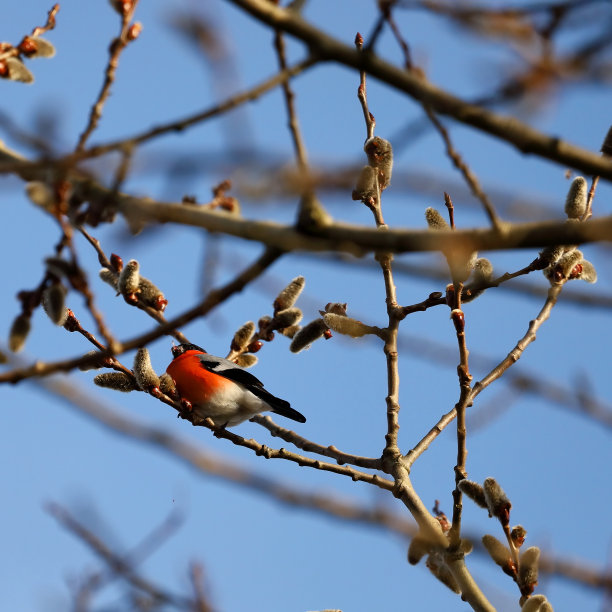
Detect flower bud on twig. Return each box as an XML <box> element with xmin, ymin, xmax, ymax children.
<box><xmin>482</xmin><ymin>534</ymin><xmax>514</xmax><ymax>576</ymax></box>
<box><xmin>42</xmin><ymin>283</ymin><xmax>68</xmax><ymax>325</ymax></box>
<box><xmin>274</xmin><ymin>276</ymin><xmax>305</xmax><ymax>312</ymax></box>
<box><xmin>159</xmin><ymin>373</ymin><xmax>177</xmax><ymax>398</ymax></box>
<box><xmin>407</xmin><ymin>533</ymin><xmax>430</xmax><ymax>565</ymax></box>
<box><xmin>280</xmin><ymin>324</ymin><xmax>301</xmax><ymax>338</ymax></box>
<box><xmin>352</xmin><ymin>165</ymin><xmax>378</xmax><ymax>202</ymax></box>
<box><xmin>425</xmin><ymin>207</ymin><xmax>449</xmax><ymax>230</ymax></box>
<box><xmin>511</xmin><ymin>525</ymin><xmax>527</xmax><ymax>548</ymax></box>
<box><xmin>99</xmin><ymin>268</ymin><xmax>119</xmax><ymax>291</ymax></box>
<box><xmin>426</xmin><ymin>554</ymin><xmax>460</xmax><ymax>594</ymax></box>
<box><xmin>580</xmin><ymin>260</ymin><xmax>597</xmax><ymax>283</ymax></box>
<box><xmin>483</xmin><ymin>477</ymin><xmax>511</xmax><ymax>526</ymax></box>
<box><xmin>133</xmin><ymin>348</ymin><xmax>160</xmax><ymax>392</ymax></box>
<box><xmin>94</xmin><ymin>372</ymin><xmax>139</xmax><ymax>392</ymax></box>
<box><xmin>564</xmin><ymin>177</ymin><xmax>587</xmax><ymax>220</ymax></box>
<box><xmin>25</xmin><ymin>181</ymin><xmax>54</xmax><ymax>211</ymax></box>
<box><xmin>231</xmin><ymin>321</ymin><xmax>256</xmax><ymax>352</ymax></box>
<box><xmin>458</xmin><ymin>479</ymin><xmax>487</xmax><ymax>509</ymax></box>
<box><xmin>118</xmin><ymin>259</ymin><xmax>140</xmax><ymax>301</ymax></box>
<box><xmin>521</xmin><ymin>594</ymin><xmax>552</xmax><ymax>612</ymax></box>
<box><xmin>290</xmin><ymin>319</ymin><xmax>328</xmax><ymax>353</ymax></box>
<box><xmin>272</xmin><ymin>307</ymin><xmax>303</xmax><ymax>330</ymax></box>
<box><xmin>9</xmin><ymin>314</ymin><xmax>31</xmax><ymax>352</ymax></box>
<box><xmin>236</xmin><ymin>354</ymin><xmax>258</xmax><ymax>368</ymax></box>
<box><xmin>18</xmin><ymin>36</ymin><xmax>56</xmax><ymax>58</ymax></box>
<box><xmin>518</xmin><ymin>546</ymin><xmax>540</xmax><ymax>596</ymax></box>
<box><xmin>78</xmin><ymin>351</ymin><xmax>107</xmax><ymax>371</ymax></box>
<box><xmin>138</xmin><ymin>277</ymin><xmax>167</xmax><ymax>311</ymax></box>
<box><xmin>323</xmin><ymin>313</ymin><xmax>381</xmax><ymax>338</ymax></box>
<box><xmin>321</xmin><ymin>302</ymin><xmax>348</xmax><ymax>316</ymax></box>
<box><xmin>364</xmin><ymin>137</ymin><xmax>393</xmax><ymax>189</ymax></box>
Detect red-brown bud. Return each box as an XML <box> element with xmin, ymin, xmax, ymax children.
<box><xmin>127</xmin><ymin>22</ymin><xmax>142</xmax><ymax>41</ymax></box>
<box><xmin>63</xmin><ymin>309</ymin><xmax>81</xmax><ymax>332</ymax></box>
<box><xmin>248</xmin><ymin>340</ymin><xmax>263</xmax><ymax>353</ymax></box>
<box><xmin>110</xmin><ymin>253</ymin><xmax>123</xmax><ymax>273</ymax></box>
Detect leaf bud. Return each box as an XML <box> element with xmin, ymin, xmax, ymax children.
<box><xmin>425</xmin><ymin>207</ymin><xmax>449</xmax><ymax>230</ymax></box>
<box><xmin>274</xmin><ymin>276</ymin><xmax>305</xmax><ymax>312</ymax></box>
<box><xmin>290</xmin><ymin>318</ymin><xmax>328</xmax><ymax>353</ymax></box>
<box><xmin>133</xmin><ymin>348</ymin><xmax>160</xmax><ymax>392</ymax></box>
<box><xmin>272</xmin><ymin>307</ymin><xmax>303</xmax><ymax>330</ymax></box>
<box><xmin>483</xmin><ymin>477</ymin><xmax>511</xmax><ymax>526</ymax></box>
<box><xmin>42</xmin><ymin>283</ymin><xmax>68</xmax><ymax>325</ymax></box>
<box><xmin>564</xmin><ymin>177</ymin><xmax>587</xmax><ymax>219</ymax></box>
<box><xmin>518</xmin><ymin>546</ymin><xmax>540</xmax><ymax>596</ymax></box>
<box><xmin>9</xmin><ymin>313</ymin><xmax>31</xmax><ymax>352</ymax></box>
<box><xmin>235</xmin><ymin>354</ymin><xmax>258</xmax><ymax>368</ymax></box>
<box><xmin>458</xmin><ymin>479</ymin><xmax>487</xmax><ymax>509</ymax></box>
<box><xmin>364</xmin><ymin>136</ymin><xmax>393</xmax><ymax>190</ymax></box>
<box><xmin>94</xmin><ymin>372</ymin><xmax>139</xmax><ymax>392</ymax></box>
<box><xmin>231</xmin><ymin>321</ymin><xmax>256</xmax><ymax>352</ymax></box>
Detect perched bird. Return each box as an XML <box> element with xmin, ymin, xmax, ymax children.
<box><xmin>166</xmin><ymin>343</ymin><xmax>306</xmax><ymax>427</ymax></box>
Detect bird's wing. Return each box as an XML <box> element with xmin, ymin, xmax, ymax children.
<box><xmin>196</xmin><ymin>353</ymin><xmax>264</xmax><ymax>388</ymax></box>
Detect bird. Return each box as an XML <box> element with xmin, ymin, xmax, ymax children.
<box><xmin>166</xmin><ymin>343</ymin><xmax>306</xmax><ymax>427</ymax></box>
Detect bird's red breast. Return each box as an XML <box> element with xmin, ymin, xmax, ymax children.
<box><xmin>166</xmin><ymin>349</ymin><xmax>228</xmax><ymax>405</ymax></box>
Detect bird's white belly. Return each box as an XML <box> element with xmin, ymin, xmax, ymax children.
<box><xmin>192</xmin><ymin>385</ymin><xmax>268</xmax><ymax>426</ymax></box>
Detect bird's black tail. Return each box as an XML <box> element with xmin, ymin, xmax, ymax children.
<box><xmin>250</xmin><ymin>386</ymin><xmax>306</xmax><ymax>423</ymax></box>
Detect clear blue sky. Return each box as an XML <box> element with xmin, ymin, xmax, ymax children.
<box><xmin>1</xmin><ymin>1</ymin><xmax>611</xmax><ymax>610</ymax></box>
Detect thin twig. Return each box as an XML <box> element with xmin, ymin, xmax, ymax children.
<box><xmin>223</xmin><ymin>0</ymin><xmax>612</xmax><ymax>180</ymax></box>
<box><xmin>253</xmin><ymin>415</ymin><xmax>382</xmax><ymax>470</ymax></box>
<box><xmin>424</xmin><ymin>105</ymin><xmax>502</xmax><ymax>229</ymax></box>
<box><xmin>273</xmin><ymin>30</ymin><xmax>309</xmax><ymax>172</ymax></box>
<box><xmin>0</xmin><ymin>247</ymin><xmax>283</xmax><ymax>384</ymax></box>
<box><xmin>47</xmin><ymin>502</ymin><xmax>193</xmax><ymax>609</ymax></box>
<box><xmin>75</xmin><ymin>1</ymin><xmax>140</xmax><ymax>152</ymax></box>
<box><xmin>26</xmin><ymin>363</ymin><xmax>612</xmax><ymax>592</ymax></box>
<box><xmin>406</xmin><ymin>282</ymin><xmax>564</xmax><ymax>466</ymax></box>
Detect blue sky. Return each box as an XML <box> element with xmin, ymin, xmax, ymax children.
<box><xmin>1</xmin><ymin>1</ymin><xmax>611</xmax><ymax>610</ymax></box>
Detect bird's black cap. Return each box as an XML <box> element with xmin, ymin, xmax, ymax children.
<box><xmin>171</xmin><ymin>343</ymin><xmax>206</xmax><ymax>359</ymax></box>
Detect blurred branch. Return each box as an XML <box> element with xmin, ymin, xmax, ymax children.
<box><xmin>18</xmin><ymin>356</ymin><xmax>612</xmax><ymax>594</ymax></box>
<box><xmin>224</xmin><ymin>0</ymin><xmax>612</xmax><ymax>180</ymax></box>
<box><xmin>47</xmin><ymin>502</ymin><xmax>199</xmax><ymax>610</ymax></box>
